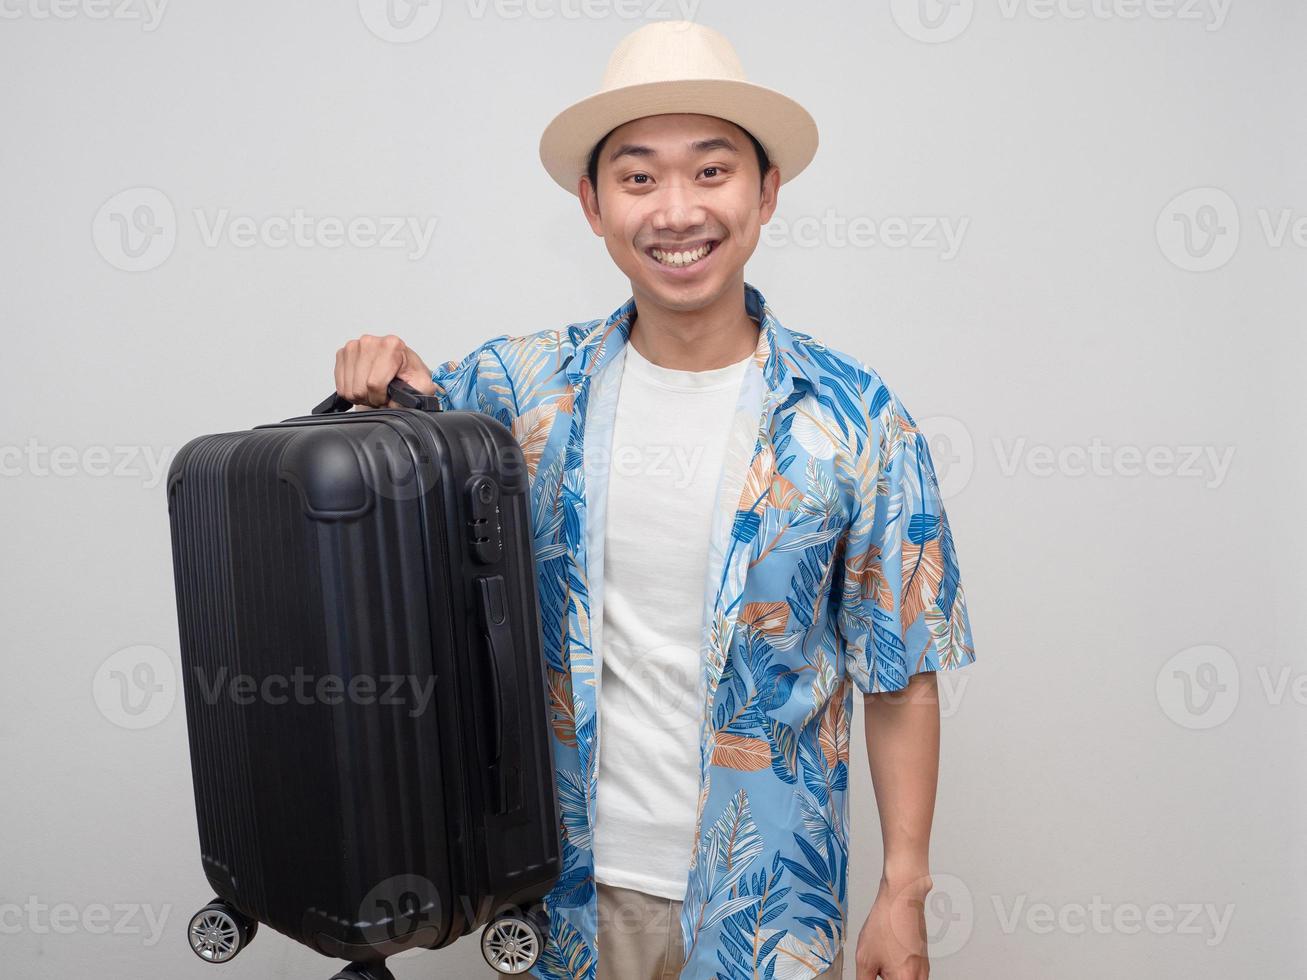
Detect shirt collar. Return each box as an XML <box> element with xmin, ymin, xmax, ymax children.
<box><xmin>564</xmin><ymin>281</ymin><xmax>821</xmax><ymax>402</ymax></box>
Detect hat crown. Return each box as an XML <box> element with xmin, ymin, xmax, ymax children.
<box><xmin>538</xmin><ymin>19</ymin><xmax>818</xmax><ymax>195</ymax></box>
<box><xmin>601</xmin><ymin>21</ymin><xmax>746</xmax><ymax>91</ymax></box>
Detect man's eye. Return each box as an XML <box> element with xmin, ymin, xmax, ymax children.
<box><xmin>702</xmin><ymin>166</ymin><xmax>721</xmax><ymax>178</ymax></box>
<box><xmin>626</xmin><ymin>174</ymin><xmax>651</xmax><ymax>185</ymax></box>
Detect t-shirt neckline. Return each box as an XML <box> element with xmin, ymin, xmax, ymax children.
<box><xmin>623</xmin><ymin>338</ymin><xmax>754</xmax><ymax>393</ymax></box>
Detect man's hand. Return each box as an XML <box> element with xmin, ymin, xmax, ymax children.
<box><xmin>333</xmin><ymin>333</ymin><xmax>436</xmax><ymax>409</ymax></box>
<box><xmin>853</xmin><ymin>873</ymin><xmax>932</xmax><ymax>979</ymax></box>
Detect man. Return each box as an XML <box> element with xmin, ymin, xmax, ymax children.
<box><xmin>332</xmin><ymin>20</ymin><xmax>976</xmax><ymax>980</ymax></box>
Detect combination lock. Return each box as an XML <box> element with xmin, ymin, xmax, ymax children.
<box><xmin>466</xmin><ymin>475</ymin><xmax>503</xmax><ymax>565</ymax></box>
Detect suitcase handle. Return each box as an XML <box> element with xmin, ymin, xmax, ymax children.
<box><xmin>311</xmin><ymin>380</ymin><xmax>443</xmax><ymax>415</ymax></box>
<box><xmin>477</xmin><ymin>574</ymin><xmax>524</xmax><ymax>815</ymax></box>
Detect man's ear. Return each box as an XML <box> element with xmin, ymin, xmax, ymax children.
<box><xmin>579</xmin><ymin>175</ymin><xmax>604</xmax><ymax>235</ymax></box>
<box><xmin>757</xmin><ymin>163</ymin><xmax>781</xmax><ymax>227</ymax></box>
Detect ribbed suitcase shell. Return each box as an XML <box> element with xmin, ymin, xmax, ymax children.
<box><xmin>166</xmin><ymin>406</ymin><xmax>561</xmax><ymax>966</ymax></box>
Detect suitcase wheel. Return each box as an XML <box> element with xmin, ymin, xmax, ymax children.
<box><xmin>187</xmin><ymin>898</ymin><xmax>258</xmax><ymax>964</ymax></box>
<box><xmin>481</xmin><ymin>913</ymin><xmax>544</xmax><ymax>974</ymax></box>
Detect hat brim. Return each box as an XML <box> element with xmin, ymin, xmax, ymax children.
<box><xmin>539</xmin><ymin>78</ymin><xmax>818</xmax><ymax>196</ymax></box>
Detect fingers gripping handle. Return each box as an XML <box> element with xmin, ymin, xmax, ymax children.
<box><xmin>312</xmin><ymin>379</ymin><xmax>443</xmax><ymax>415</ymax></box>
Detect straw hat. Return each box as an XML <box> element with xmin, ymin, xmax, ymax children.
<box><xmin>538</xmin><ymin>20</ymin><xmax>819</xmax><ymax>196</ymax></box>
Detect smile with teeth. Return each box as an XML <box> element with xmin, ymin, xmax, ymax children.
<box><xmin>649</xmin><ymin>240</ymin><xmax>717</xmax><ymax>267</ymax></box>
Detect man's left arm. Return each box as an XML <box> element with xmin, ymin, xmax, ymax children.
<box><xmin>855</xmin><ymin>672</ymin><xmax>940</xmax><ymax>979</ymax></box>
<box><xmin>835</xmin><ymin>376</ymin><xmax>977</xmax><ymax>979</ymax></box>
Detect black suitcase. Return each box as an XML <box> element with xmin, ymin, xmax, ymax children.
<box><xmin>166</xmin><ymin>381</ymin><xmax>561</xmax><ymax>980</ymax></box>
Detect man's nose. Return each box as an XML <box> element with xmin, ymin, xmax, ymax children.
<box><xmin>651</xmin><ymin>182</ymin><xmax>707</xmax><ymax>232</ymax></box>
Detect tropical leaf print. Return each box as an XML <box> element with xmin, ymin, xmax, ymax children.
<box><xmin>510</xmin><ymin>399</ymin><xmax>558</xmax><ymax>480</ymax></box>
<box><xmin>766</xmin><ymin>472</ymin><xmax>803</xmax><ymax>509</ymax></box>
<box><xmin>738</xmin><ymin>443</ymin><xmax>779</xmax><ymax>514</ymax></box>
<box><xmin>899</xmin><ymin>534</ymin><xmax>944</xmax><ymax>632</ymax></box>
<box><xmin>536</xmin><ymin>903</ymin><xmax>596</xmax><ymax>980</ymax></box>
<box><xmin>766</xmin><ymin>717</ymin><xmax>799</xmax><ymax>786</ymax></box>
<box><xmin>925</xmin><ymin>580</ymin><xmax>974</xmax><ymax>669</ymax></box>
<box><xmin>557</xmin><ymin>767</ymin><xmax>591</xmax><ymax>851</ymax></box>
<box><xmin>816</xmin><ymin>691</ymin><xmax>848</xmax><ymax>770</ymax></box>
<box><xmin>713</xmin><ymin>852</ymin><xmax>792</xmax><ymax>980</ymax></box>
<box><xmin>428</xmin><ymin>281</ymin><xmax>975</xmax><ymax>979</ymax></box>
<box><xmin>802</xmin><ymin>455</ymin><xmax>841</xmax><ymax>520</ymax></box>
<box><xmin>712</xmin><ymin>733</ymin><xmax>772</xmax><ymax>771</ymax></box>
<box><xmin>790</xmin><ymin>396</ymin><xmax>838</xmax><ymax>461</ymax></box>
<box><xmin>546</xmin><ymin>666</ymin><xmax>577</xmax><ymax>747</ymax></box>
<box><xmin>711</xmin><ymin>791</ymin><xmax>766</xmax><ymax>900</ymax></box>
<box><xmin>740</xmin><ymin>600</ymin><xmax>791</xmax><ymax>636</ymax></box>
<box><xmin>752</xmin><ymin>927</ymin><xmax>842</xmax><ymax>980</ymax></box>
<box><xmin>778</xmin><ymin>828</ymin><xmax>846</xmax><ymax>934</ymax></box>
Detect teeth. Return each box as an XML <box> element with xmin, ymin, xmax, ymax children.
<box><xmin>651</xmin><ymin>242</ymin><xmax>713</xmax><ymax>267</ymax></box>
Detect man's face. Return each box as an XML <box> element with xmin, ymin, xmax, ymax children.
<box><xmin>579</xmin><ymin>113</ymin><xmax>779</xmax><ymax>313</ymax></box>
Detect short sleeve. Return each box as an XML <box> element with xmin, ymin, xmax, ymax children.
<box><xmin>429</xmin><ymin>334</ymin><xmax>510</xmax><ymax>415</ymax></box>
<box><xmin>837</xmin><ymin>381</ymin><xmax>976</xmax><ymax>694</ymax></box>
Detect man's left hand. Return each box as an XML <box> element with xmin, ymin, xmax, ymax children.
<box><xmin>851</xmin><ymin>873</ymin><xmax>932</xmax><ymax>979</ymax></box>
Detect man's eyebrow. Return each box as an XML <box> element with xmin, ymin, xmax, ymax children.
<box><xmin>607</xmin><ymin>136</ymin><xmax>741</xmax><ymax>164</ymax></box>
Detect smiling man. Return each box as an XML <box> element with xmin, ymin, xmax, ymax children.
<box><xmin>332</xmin><ymin>20</ymin><xmax>977</xmax><ymax>980</ymax></box>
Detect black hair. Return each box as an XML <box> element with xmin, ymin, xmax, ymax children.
<box><xmin>585</xmin><ymin>122</ymin><xmax>772</xmax><ymax>203</ymax></box>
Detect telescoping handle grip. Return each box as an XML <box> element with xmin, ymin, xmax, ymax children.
<box><xmin>311</xmin><ymin>379</ymin><xmax>442</xmax><ymax>415</ymax></box>
<box><xmin>477</xmin><ymin>573</ymin><xmax>524</xmax><ymax>817</ymax></box>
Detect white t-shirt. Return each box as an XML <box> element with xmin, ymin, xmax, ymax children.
<box><xmin>590</xmin><ymin>337</ymin><xmax>753</xmax><ymax>900</ymax></box>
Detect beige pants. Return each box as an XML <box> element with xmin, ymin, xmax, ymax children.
<box><xmin>495</xmin><ymin>881</ymin><xmax>844</xmax><ymax>979</ymax></box>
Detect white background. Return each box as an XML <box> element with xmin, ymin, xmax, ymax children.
<box><xmin>1</xmin><ymin>1</ymin><xmax>1303</xmax><ymax>977</ymax></box>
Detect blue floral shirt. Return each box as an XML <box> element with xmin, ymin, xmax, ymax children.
<box><xmin>431</xmin><ymin>281</ymin><xmax>977</xmax><ymax>979</ymax></box>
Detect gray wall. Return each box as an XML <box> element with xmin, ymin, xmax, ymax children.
<box><xmin>1</xmin><ymin>2</ymin><xmax>1302</xmax><ymax>977</ymax></box>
